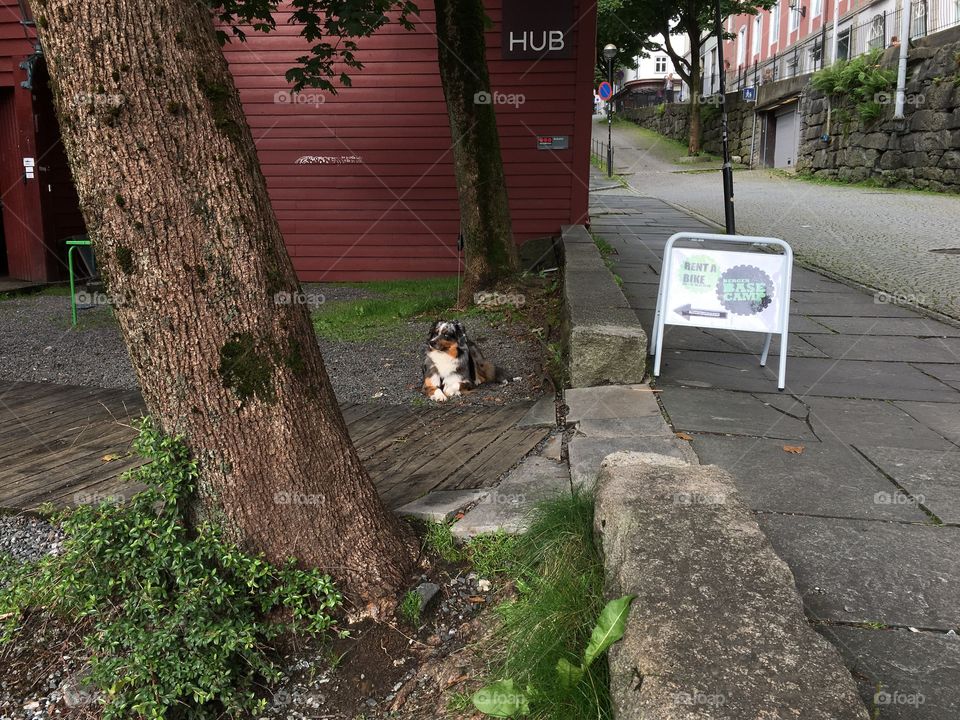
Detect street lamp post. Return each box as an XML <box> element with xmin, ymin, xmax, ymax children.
<box><xmin>713</xmin><ymin>1</ymin><xmax>736</xmax><ymax>233</ymax></box>
<box><xmin>603</xmin><ymin>43</ymin><xmax>618</xmax><ymax>178</ymax></box>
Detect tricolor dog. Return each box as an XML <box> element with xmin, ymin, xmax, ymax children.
<box><xmin>422</xmin><ymin>321</ymin><xmax>496</xmax><ymax>401</ymax></box>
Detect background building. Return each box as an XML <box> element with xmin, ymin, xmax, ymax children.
<box><xmin>619</xmin><ymin>33</ymin><xmax>691</xmax><ymax>109</ymax></box>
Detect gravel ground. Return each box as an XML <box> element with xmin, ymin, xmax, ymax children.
<box><xmin>0</xmin><ymin>286</ymin><xmax>547</xmax><ymax>405</ymax></box>
<box><xmin>0</xmin><ymin>515</ymin><xmax>61</xmax><ymax>564</ymax></box>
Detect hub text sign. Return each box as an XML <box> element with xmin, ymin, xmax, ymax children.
<box><xmin>501</xmin><ymin>0</ymin><xmax>573</xmax><ymax>60</ymax></box>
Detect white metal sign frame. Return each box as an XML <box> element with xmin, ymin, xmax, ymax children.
<box><xmin>650</xmin><ymin>232</ymin><xmax>794</xmax><ymax>391</ymax></box>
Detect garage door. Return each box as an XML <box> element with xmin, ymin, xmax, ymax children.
<box><xmin>773</xmin><ymin>104</ymin><xmax>800</xmax><ymax>169</ymax></box>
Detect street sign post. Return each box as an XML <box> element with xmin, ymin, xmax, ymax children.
<box><xmin>650</xmin><ymin>232</ymin><xmax>794</xmax><ymax>390</ymax></box>
<box><xmin>598</xmin><ymin>81</ymin><xmax>613</xmax><ymax>101</ymax></box>
<box><xmin>742</xmin><ymin>86</ymin><xmax>757</xmax><ymax>101</ymax></box>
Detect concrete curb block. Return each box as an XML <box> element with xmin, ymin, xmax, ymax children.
<box><xmin>561</xmin><ymin>225</ymin><xmax>647</xmax><ymax>387</ymax></box>
<box><xmin>594</xmin><ymin>452</ymin><xmax>869</xmax><ymax>720</ymax></box>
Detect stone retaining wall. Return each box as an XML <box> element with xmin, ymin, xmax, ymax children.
<box><xmin>623</xmin><ymin>94</ymin><xmax>760</xmax><ymax>164</ymax></box>
<box><xmin>797</xmin><ymin>25</ymin><xmax>960</xmax><ymax>191</ymax></box>
<box><xmin>622</xmin><ymin>25</ymin><xmax>960</xmax><ymax>192</ymax></box>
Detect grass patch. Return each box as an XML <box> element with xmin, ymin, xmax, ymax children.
<box><xmin>589</xmin><ymin>152</ymin><xmax>628</xmax><ymax>187</ymax></box>
<box><xmin>422</xmin><ymin>521</ymin><xmax>463</xmax><ymax>564</ymax></box>
<box><xmin>311</xmin><ymin>277</ymin><xmax>459</xmax><ymax>341</ymax></box>
<box><xmin>472</xmin><ymin>492</ymin><xmax>612</xmax><ymax>720</ymax></box>
<box><xmin>776</xmin><ymin>167</ymin><xmax>956</xmax><ymax>197</ymax></box>
<box><xmin>604</xmin><ymin>117</ymin><xmax>722</xmax><ymax>165</ymax></box>
<box><xmin>591</xmin><ymin>231</ymin><xmax>623</xmax><ymax>288</ymax></box>
<box><xmin>399</xmin><ymin>590</ymin><xmax>422</xmax><ymax>627</ymax></box>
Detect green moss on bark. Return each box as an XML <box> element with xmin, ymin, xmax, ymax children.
<box><xmin>218</xmin><ymin>332</ymin><xmax>275</xmax><ymax>403</ymax></box>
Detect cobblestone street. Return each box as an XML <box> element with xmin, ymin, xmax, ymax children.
<box><xmin>595</xmin><ymin>118</ymin><xmax>960</xmax><ymax>320</ymax></box>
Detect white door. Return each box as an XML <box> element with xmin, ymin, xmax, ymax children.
<box><xmin>773</xmin><ymin>104</ymin><xmax>799</xmax><ymax>169</ymax></box>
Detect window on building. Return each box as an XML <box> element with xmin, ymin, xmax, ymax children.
<box><xmin>753</xmin><ymin>15</ymin><xmax>762</xmax><ymax>56</ymax></box>
<box><xmin>812</xmin><ymin>0</ymin><xmax>822</xmax><ymax>17</ymax></box>
<box><xmin>836</xmin><ymin>28</ymin><xmax>850</xmax><ymax>61</ymax></box>
<box><xmin>655</xmin><ymin>56</ymin><xmax>667</xmax><ymax>73</ymax></box>
<box><xmin>737</xmin><ymin>26</ymin><xmax>746</xmax><ymax>65</ymax></box>
<box><xmin>809</xmin><ymin>41</ymin><xmax>823</xmax><ymax>71</ymax></box>
<box><xmin>867</xmin><ymin>14</ymin><xmax>885</xmax><ymax>50</ymax></box>
<box><xmin>770</xmin><ymin>2</ymin><xmax>780</xmax><ymax>45</ymax></box>
<box><xmin>788</xmin><ymin>2</ymin><xmax>800</xmax><ymax>31</ymax></box>
<box><xmin>911</xmin><ymin>1</ymin><xmax>927</xmax><ymax>38</ymax></box>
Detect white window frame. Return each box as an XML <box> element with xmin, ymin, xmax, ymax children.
<box><xmin>770</xmin><ymin>3</ymin><xmax>781</xmax><ymax>46</ymax></box>
<box><xmin>752</xmin><ymin>14</ymin><xmax>763</xmax><ymax>56</ymax></box>
<box><xmin>812</xmin><ymin>0</ymin><xmax>823</xmax><ymax>18</ymax></box>
<box><xmin>737</xmin><ymin>26</ymin><xmax>746</xmax><ymax>65</ymax></box>
<box><xmin>788</xmin><ymin>2</ymin><xmax>800</xmax><ymax>31</ymax></box>
<box><xmin>655</xmin><ymin>56</ymin><xmax>668</xmax><ymax>73</ymax></box>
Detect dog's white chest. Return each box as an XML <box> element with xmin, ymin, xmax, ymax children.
<box><xmin>428</xmin><ymin>350</ymin><xmax>459</xmax><ymax>378</ymax></box>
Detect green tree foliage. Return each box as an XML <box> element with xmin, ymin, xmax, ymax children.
<box><xmin>597</xmin><ymin>0</ymin><xmax>775</xmax><ymax>152</ymax></box>
<box><xmin>212</xmin><ymin>0</ymin><xmax>418</xmax><ymax>91</ymax></box>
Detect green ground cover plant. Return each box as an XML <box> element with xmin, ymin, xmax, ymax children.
<box><xmin>0</xmin><ymin>421</ymin><xmax>342</xmax><ymax>719</ymax></box>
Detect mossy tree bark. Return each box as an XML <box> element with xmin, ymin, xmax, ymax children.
<box><xmin>434</xmin><ymin>0</ymin><xmax>518</xmax><ymax>302</ymax></box>
<box><xmin>33</xmin><ymin>0</ymin><xmax>415</xmax><ymax>609</ymax></box>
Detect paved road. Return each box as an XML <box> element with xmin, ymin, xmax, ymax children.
<box><xmin>595</xmin><ymin>119</ymin><xmax>960</xmax><ymax>320</ymax></box>
<box><xmin>589</xmin><ymin>176</ymin><xmax>960</xmax><ymax>719</ymax></box>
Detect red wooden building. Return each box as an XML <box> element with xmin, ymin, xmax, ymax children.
<box><xmin>0</xmin><ymin>0</ymin><xmax>596</xmax><ymax>283</ymax></box>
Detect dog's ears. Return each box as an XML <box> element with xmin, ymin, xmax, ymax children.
<box><xmin>428</xmin><ymin>321</ymin><xmax>439</xmax><ymax>338</ymax></box>
<box><xmin>453</xmin><ymin>320</ymin><xmax>467</xmax><ymax>339</ymax></box>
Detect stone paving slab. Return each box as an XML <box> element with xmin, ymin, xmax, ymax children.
<box><xmin>895</xmin><ymin>401</ymin><xmax>960</xmax><ymax>444</ymax></box>
<box><xmin>658</xmin><ymin>387</ymin><xmax>818</xmax><ymax>441</ymax></box>
<box><xmin>789</xmin><ymin>297</ymin><xmax>922</xmax><ymax>318</ymax></box>
<box><xmin>563</xmin><ymin>384</ymin><xmax>661</xmax><ymax>422</ymax></box>
<box><xmin>805</xmin><ymin>397</ymin><xmax>958</xmax><ymax>450</ymax></box>
<box><xmin>516</xmin><ymin>396</ymin><xmax>555</xmax><ymax>428</ymax></box>
<box><xmin>816</xmin><ymin>625</ymin><xmax>960</xmax><ymax>720</ymax></box>
<box><xmin>856</xmin><ymin>445</ymin><xmax>960</xmax><ymax>524</ymax></box>
<box><xmin>911</xmin><ymin>363</ymin><xmax>960</xmax><ymax>391</ymax></box>
<box><xmin>800</xmin><ymin>334</ymin><xmax>960</xmax><ymax>363</ymax></box>
<box><xmin>691</xmin><ymin>436</ymin><xmax>927</xmax><ymax>521</ymax></box>
<box><xmin>395</xmin><ymin>489</ymin><xmax>490</xmax><ymax>523</ymax></box>
<box><xmin>450</xmin><ymin>456</ymin><xmax>570</xmax><ymax>539</ymax></box>
<box><xmin>568</xmin><ymin>433</ymin><xmax>696</xmax><ymax>489</ymax></box>
<box><xmin>756</xmin><ymin>515</ymin><xmax>960</xmax><ymax>630</ymax></box>
<box><xmin>657</xmin><ymin>351</ymin><xmax>954</xmax><ymax>401</ymax></box>
<box><xmin>814</xmin><ymin>316</ymin><xmax>960</xmax><ymax>337</ymax></box>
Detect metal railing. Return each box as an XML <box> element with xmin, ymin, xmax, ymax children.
<box><xmin>706</xmin><ymin>0</ymin><xmax>960</xmax><ymax>93</ymax></box>
<box><xmin>592</xmin><ymin>138</ymin><xmax>613</xmax><ymax>176</ymax></box>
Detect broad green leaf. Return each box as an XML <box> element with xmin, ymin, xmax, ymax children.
<box><xmin>555</xmin><ymin>657</ymin><xmax>584</xmax><ymax>688</ymax></box>
<box><xmin>583</xmin><ymin>595</ymin><xmax>635</xmax><ymax>669</ymax></box>
<box><xmin>472</xmin><ymin>679</ymin><xmax>530</xmax><ymax>718</ymax></box>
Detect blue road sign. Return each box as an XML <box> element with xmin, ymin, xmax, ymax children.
<box><xmin>598</xmin><ymin>81</ymin><xmax>613</xmax><ymax>101</ymax></box>
<box><xmin>742</xmin><ymin>86</ymin><xmax>757</xmax><ymax>102</ymax></box>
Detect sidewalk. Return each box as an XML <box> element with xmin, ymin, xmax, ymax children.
<box><xmin>589</xmin><ymin>169</ymin><xmax>960</xmax><ymax>719</ymax></box>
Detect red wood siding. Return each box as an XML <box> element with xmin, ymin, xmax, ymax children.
<box><xmin>0</xmin><ymin>0</ymin><xmax>53</xmax><ymax>281</ymax></box>
<box><xmin>223</xmin><ymin>0</ymin><xmax>595</xmax><ymax>281</ymax></box>
<box><xmin>0</xmin><ymin>0</ymin><xmax>595</xmax><ymax>281</ymax></box>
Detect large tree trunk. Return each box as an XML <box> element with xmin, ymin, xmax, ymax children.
<box><xmin>33</xmin><ymin>0</ymin><xmax>415</xmax><ymax>610</ymax></box>
<box><xmin>434</xmin><ymin>0</ymin><xmax>518</xmax><ymax>302</ymax></box>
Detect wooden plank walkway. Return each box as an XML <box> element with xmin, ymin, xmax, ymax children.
<box><xmin>0</xmin><ymin>380</ymin><xmax>550</xmax><ymax>512</ymax></box>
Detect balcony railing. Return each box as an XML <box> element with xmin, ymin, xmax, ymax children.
<box><xmin>703</xmin><ymin>0</ymin><xmax>959</xmax><ymax>94</ymax></box>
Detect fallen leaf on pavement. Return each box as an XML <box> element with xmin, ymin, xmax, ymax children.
<box><xmin>783</xmin><ymin>445</ymin><xmax>805</xmax><ymax>454</ymax></box>
<box><xmin>101</xmin><ymin>453</ymin><xmax>120</xmax><ymax>462</ymax></box>
<box><xmin>675</xmin><ymin>432</ymin><xmax>693</xmax><ymax>441</ymax></box>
